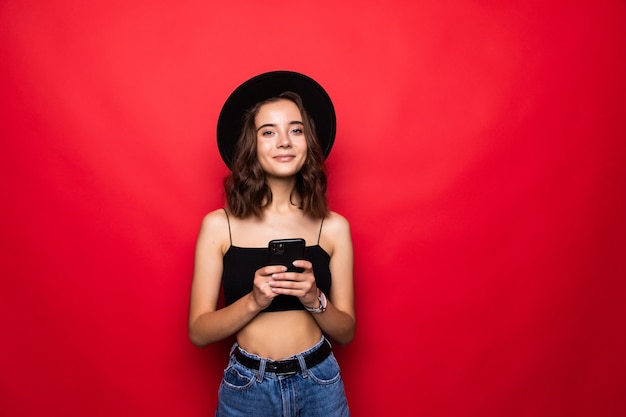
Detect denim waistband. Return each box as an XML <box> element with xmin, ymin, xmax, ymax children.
<box><xmin>232</xmin><ymin>338</ymin><xmax>331</xmax><ymax>377</ymax></box>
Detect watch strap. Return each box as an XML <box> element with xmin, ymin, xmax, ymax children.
<box><xmin>304</xmin><ymin>290</ymin><xmax>327</xmax><ymax>314</ymax></box>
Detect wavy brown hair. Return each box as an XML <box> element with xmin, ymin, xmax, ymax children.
<box><xmin>224</xmin><ymin>92</ymin><xmax>329</xmax><ymax>219</ymax></box>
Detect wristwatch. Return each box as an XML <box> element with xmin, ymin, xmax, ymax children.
<box><xmin>304</xmin><ymin>290</ymin><xmax>327</xmax><ymax>314</ymax></box>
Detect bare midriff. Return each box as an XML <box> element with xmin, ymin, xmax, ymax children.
<box><xmin>236</xmin><ymin>310</ymin><xmax>322</xmax><ymax>360</ymax></box>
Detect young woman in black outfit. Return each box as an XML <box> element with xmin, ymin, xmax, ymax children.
<box><xmin>189</xmin><ymin>71</ymin><xmax>355</xmax><ymax>417</ymax></box>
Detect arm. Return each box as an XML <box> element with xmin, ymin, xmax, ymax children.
<box><xmin>188</xmin><ymin>210</ymin><xmax>284</xmax><ymax>347</ymax></box>
<box><xmin>308</xmin><ymin>213</ymin><xmax>356</xmax><ymax>345</ymax></box>
<box><xmin>269</xmin><ymin>212</ymin><xmax>356</xmax><ymax>345</ymax></box>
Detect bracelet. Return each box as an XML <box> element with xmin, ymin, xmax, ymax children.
<box><xmin>304</xmin><ymin>290</ymin><xmax>327</xmax><ymax>314</ymax></box>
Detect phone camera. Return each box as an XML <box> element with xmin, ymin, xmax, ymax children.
<box><xmin>270</xmin><ymin>243</ymin><xmax>284</xmax><ymax>254</ymax></box>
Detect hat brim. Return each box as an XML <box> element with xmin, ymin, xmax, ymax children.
<box><xmin>217</xmin><ymin>71</ymin><xmax>336</xmax><ymax>169</ymax></box>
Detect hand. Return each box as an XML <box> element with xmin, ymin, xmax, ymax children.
<box><xmin>268</xmin><ymin>260</ymin><xmax>319</xmax><ymax>308</ymax></box>
<box><xmin>251</xmin><ymin>265</ymin><xmax>287</xmax><ymax>309</ymax></box>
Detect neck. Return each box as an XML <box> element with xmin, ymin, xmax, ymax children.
<box><xmin>266</xmin><ymin>177</ymin><xmax>300</xmax><ymax>211</ymax></box>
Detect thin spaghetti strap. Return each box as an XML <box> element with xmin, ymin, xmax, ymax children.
<box><xmin>317</xmin><ymin>217</ymin><xmax>325</xmax><ymax>245</ymax></box>
<box><xmin>223</xmin><ymin>208</ymin><xmax>232</xmax><ymax>246</ymax></box>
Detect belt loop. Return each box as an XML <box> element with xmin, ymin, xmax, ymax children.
<box><xmin>256</xmin><ymin>358</ymin><xmax>266</xmax><ymax>382</ymax></box>
<box><xmin>229</xmin><ymin>344</ymin><xmax>238</xmax><ymax>356</ymax></box>
<box><xmin>296</xmin><ymin>354</ymin><xmax>309</xmax><ymax>378</ymax></box>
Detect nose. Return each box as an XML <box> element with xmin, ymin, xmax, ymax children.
<box><xmin>277</xmin><ymin>130</ymin><xmax>292</xmax><ymax>148</ymax></box>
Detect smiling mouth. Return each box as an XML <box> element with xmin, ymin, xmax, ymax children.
<box><xmin>274</xmin><ymin>155</ymin><xmax>295</xmax><ymax>161</ymax></box>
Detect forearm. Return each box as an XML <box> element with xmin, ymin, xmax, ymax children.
<box><xmin>311</xmin><ymin>301</ymin><xmax>356</xmax><ymax>345</ymax></box>
<box><xmin>189</xmin><ymin>293</ymin><xmax>261</xmax><ymax>347</ymax></box>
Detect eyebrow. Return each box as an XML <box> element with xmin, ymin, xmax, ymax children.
<box><xmin>256</xmin><ymin>121</ymin><xmax>303</xmax><ymax>132</ymax></box>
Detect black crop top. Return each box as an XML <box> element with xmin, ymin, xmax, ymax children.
<box><xmin>221</xmin><ymin>210</ymin><xmax>332</xmax><ymax>312</ymax></box>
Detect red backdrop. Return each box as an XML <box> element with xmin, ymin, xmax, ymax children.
<box><xmin>2</xmin><ymin>1</ymin><xmax>625</xmax><ymax>416</ymax></box>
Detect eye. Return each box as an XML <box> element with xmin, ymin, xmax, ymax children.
<box><xmin>261</xmin><ymin>130</ymin><xmax>274</xmax><ymax>137</ymax></box>
<box><xmin>291</xmin><ymin>128</ymin><xmax>303</xmax><ymax>134</ymax></box>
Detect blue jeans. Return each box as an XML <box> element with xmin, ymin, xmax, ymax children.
<box><xmin>216</xmin><ymin>338</ymin><xmax>350</xmax><ymax>417</ymax></box>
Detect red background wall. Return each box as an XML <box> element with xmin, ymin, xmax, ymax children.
<box><xmin>1</xmin><ymin>1</ymin><xmax>625</xmax><ymax>416</ymax></box>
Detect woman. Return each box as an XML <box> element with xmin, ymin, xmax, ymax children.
<box><xmin>188</xmin><ymin>71</ymin><xmax>355</xmax><ymax>417</ymax></box>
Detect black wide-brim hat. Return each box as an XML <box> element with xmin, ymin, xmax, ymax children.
<box><xmin>217</xmin><ymin>70</ymin><xmax>336</xmax><ymax>169</ymax></box>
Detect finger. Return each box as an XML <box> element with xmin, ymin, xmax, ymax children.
<box><xmin>259</xmin><ymin>265</ymin><xmax>288</xmax><ymax>277</ymax></box>
<box><xmin>269</xmin><ymin>279</ymin><xmax>298</xmax><ymax>289</ymax></box>
<box><xmin>270</xmin><ymin>285</ymin><xmax>305</xmax><ymax>297</ymax></box>
<box><xmin>292</xmin><ymin>260</ymin><xmax>313</xmax><ymax>271</ymax></box>
<box><xmin>254</xmin><ymin>275</ymin><xmax>278</xmax><ymax>292</ymax></box>
<box><xmin>263</xmin><ymin>282</ymin><xmax>278</xmax><ymax>297</ymax></box>
<box><xmin>256</xmin><ymin>281</ymin><xmax>279</xmax><ymax>301</ymax></box>
<box><xmin>270</xmin><ymin>271</ymin><xmax>305</xmax><ymax>282</ymax></box>
<box><xmin>269</xmin><ymin>279</ymin><xmax>315</xmax><ymax>295</ymax></box>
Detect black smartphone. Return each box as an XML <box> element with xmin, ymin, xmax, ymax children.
<box><xmin>268</xmin><ymin>238</ymin><xmax>305</xmax><ymax>273</ymax></box>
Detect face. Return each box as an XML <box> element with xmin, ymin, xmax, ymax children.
<box><xmin>255</xmin><ymin>99</ymin><xmax>308</xmax><ymax>179</ymax></box>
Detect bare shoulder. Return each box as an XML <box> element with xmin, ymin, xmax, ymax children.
<box><xmin>201</xmin><ymin>208</ymin><xmax>230</xmax><ymax>229</ymax></box>
<box><xmin>321</xmin><ymin>211</ymin><xmax>352</xmax><ymax>254</ymax></box>
<box><xmin>197</xmin><ymin>208</ymin><xmax>231</xmax><ymax>253</ymax></box>
<box><xmin>324</xmin><ymin>211</ymin><xmax>351</xmax><ymax>234</ymax></box>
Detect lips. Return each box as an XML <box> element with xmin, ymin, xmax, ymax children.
<box><xmin>273</xmin><ymin>154</ymin><xmax>295</xmax><ymax>162</ymax></box>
